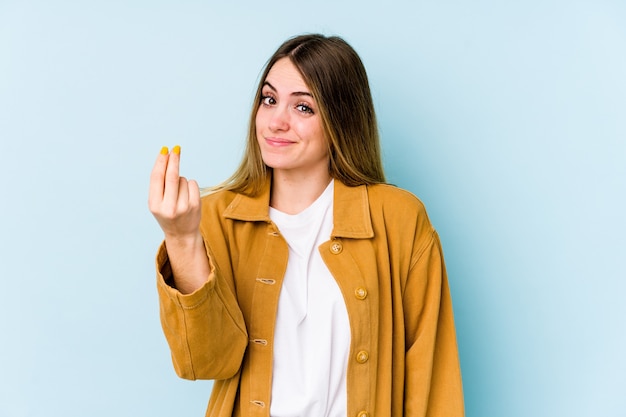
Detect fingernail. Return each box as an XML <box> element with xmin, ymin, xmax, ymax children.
<box><xmin>160</xmin><ymin>146</ymin><xmax>169</xmax><ymax>155</ymax></box>
<box><xmin>172</xmin><ymin>145</ymin><xmax>181</xmax><ymax>155</ymax></box>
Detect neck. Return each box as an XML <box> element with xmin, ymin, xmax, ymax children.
<box><xmin>270</xmin><ymin>170</ymin><xmax>332</xmax><ymax>215</ymax></box>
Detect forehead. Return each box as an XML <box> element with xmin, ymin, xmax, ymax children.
<box><xmin>264</xmin><ymin>58</ymin><xmax>310</xmax><ymax>92</ymax></box>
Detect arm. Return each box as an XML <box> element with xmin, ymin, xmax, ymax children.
<box><xmin>403</xmin><ymin>231</ymin><xmax>464</xmax><ymax>416</ymax></box>
<box><xmin>149</xmin><ymin>146</ymin><xmax>247</xmax><ymax>380</ymax></box>
<box><xmin>156</xmin><ymin>242</ymin><xmax>248</xmax><ymax>380</ymax></box>
<box><xmin>148</xmin><ymin>145</ymin><xmax>208</xmax><ymax>294</ymax></box>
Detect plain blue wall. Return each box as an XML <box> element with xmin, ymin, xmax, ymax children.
<box><xmin>1</xmin><ymin>1</ymin><xmax>624</xmax><ymax>416</ymax></box>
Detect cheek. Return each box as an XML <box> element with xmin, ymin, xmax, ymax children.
<box><xmin>312</xmin><ymin>124</ymin><xmax>328</xmax><ymax>149</ymax></box>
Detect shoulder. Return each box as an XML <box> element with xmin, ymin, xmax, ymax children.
<box><xmin>365</xmin><ymin>183</ymin><xmax>436</xmax><ymax>243</ymax></box>
<box><xmin>366</xmin><ymin>183</ymin><xmax>429</xmax><ymax>218</ymax></box>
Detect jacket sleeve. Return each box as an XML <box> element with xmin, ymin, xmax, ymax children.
<box><xmin>156</xmin><ymin>241</ymin><xmax>248</xmax><ymax>381</ymax></box>
<box><xmin>403</xmin><ymin>231</ymin><xmax>465</xmax><ymax>416</ymax></box>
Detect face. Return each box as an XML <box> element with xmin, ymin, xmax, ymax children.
<box><xmin>255</xmin><ymin>58</ymin><xmax>329</xmax><ymax>179</ymax></box>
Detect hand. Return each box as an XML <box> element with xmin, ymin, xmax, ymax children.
<box><xmin>148</xmin><ymin>146</ymin><xmax>201</xmax><ymax>240</ymax></box>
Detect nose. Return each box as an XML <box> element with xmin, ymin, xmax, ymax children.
<box><xmin>268</xmin><ymin>106</ymin><xmax>289</xmax><ymax>132</ymax></box>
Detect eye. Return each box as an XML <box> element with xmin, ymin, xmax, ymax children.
<box><xmin>296</xmin><ymin>103</ymin><xmax>314</xmax><ymax>114</ymax></box>
<box><xmin>261</xmin><ymin>94</ymin><xmax>276</xmax><ymax>106</ymax></box>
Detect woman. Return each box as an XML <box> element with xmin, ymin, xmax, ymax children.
<box><xmin>149</xmin><ymin>34</ymin><xmax>464</xmax><ymax>417</ymax></box>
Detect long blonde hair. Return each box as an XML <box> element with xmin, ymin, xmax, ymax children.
<box><xmin>212</xmin><ymin>34</ymin><xmax>385</xmax><ymax>196</ymax></box>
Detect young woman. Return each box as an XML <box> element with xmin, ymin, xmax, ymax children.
<box><xmin>149</xmin><ymin>34</ymin><xmax>464</xmax><ymax>417</ymax></box>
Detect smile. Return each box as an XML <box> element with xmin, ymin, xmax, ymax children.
<box><xmin>265</xmin><ymin>137</ymin><xmax>296</xmax><ymax>147</ymax></box>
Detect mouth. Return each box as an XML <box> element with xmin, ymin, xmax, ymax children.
<box><xmin>264</xmin><ymin>137</ymin><xmax>296</xmax><ymax>147</ymax></box>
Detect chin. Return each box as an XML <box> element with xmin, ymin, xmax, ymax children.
<box><xmin>261</xmin><ymin>156</ymin><xmax>293</xmax><ymax>171</ymax></box>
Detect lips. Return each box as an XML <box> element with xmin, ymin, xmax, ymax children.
<box><xmin>264</xmin><ymin>137</ymin><xmax>296</xmax><ymax>146</ymax></box>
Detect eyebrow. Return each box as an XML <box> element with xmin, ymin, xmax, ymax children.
<box><xmin>263</xmin><ymin>81</ymin><xmax>313</xmax><ymax>98</ymax></box>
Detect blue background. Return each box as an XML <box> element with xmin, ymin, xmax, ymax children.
<box><xmin>1</xmin><ymin>1</ymin><xmax>624</xmax><ymax>416</ymax></box>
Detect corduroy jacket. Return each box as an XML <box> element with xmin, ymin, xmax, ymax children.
<box><xmin>156</xmin><ymin>178</ymin><xmax>464</xmax><ymax>417</ymax></box>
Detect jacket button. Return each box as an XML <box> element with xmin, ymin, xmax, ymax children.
<box><xmin>356</xmin><ymin>350</ymin><xmax>369</xmax><ymax>363</ymax></box>
<box><xmin>357</xmin><ymin>411</ymin><xmax>369</xmax><ymax>417</ymax></box>
<box><xmin>354</xmin><ymin>287</ymin><xmax>367</xmax><ymax>300</ymax></box>
<box><xmin>330</xmin><ymin>241</ymin><xmax>343</xmax><ymax>254</ymax></box>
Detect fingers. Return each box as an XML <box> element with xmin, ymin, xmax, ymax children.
<box><xmin>148</xmin><ymin>146</ymin><xmax>170</xmax><ymax>209</ymax></box>
<box><xmin>175</xmin><ymin>177</ymin><xmax>202</xmax><ymax>214</ymax></box>
<box><xmin>162</xmin><ymin>145</ymin><xmax>181</xmax><ymax>208</ymax></box>
<box><xmin>148</xmin><ymin>145</ymin><xmax>202</xmax><ymax>238</ymax></box>
<box><xmin>177</xmin><ymin>176</ymin><xmax>189</xmax><ymax>212</ymax></box>
<box><xmin>188</xmin><ymin>179</ymin><xmax>201</xmax><ymax>208</ymax></box>
<box><xmin>149</xmin><ymin>145</ymin><xmax>201</xmax><ymax>217</ymax></box>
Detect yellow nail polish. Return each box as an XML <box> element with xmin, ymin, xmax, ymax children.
<box><xmin>172</xmin><ymin>145</ymin><xmax>181</xmax><ymax>155</ymax></box>
<box><xmin>160</xmin><ymin>146</ymin><xmax>169</xmax><ymax>155</ymax></box>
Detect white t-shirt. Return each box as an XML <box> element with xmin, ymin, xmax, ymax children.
<box><xmin>268</xmin><ymin>180</ymin><xmax>350</xmax><ymax>417</ymax></box>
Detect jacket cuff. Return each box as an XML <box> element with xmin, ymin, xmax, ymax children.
<box><xmin>155</xmin><ymin>241</ymin><xmax>214</xmax><ymax>309</ymax></box>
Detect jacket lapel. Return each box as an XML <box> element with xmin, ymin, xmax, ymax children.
<box><xmin>222</xmin><ymin>176</ymin><xmax>375</xmax><ymax>240</ymax></box>
<box><xmin>332</xmin><ymin>180</ymin><xmax>374</xmax><ymax>239</ymax></box>
<box><xmin>222</xmin><ymin>178</ymin><xmax>272</xmax><ymax>222</ymax></box>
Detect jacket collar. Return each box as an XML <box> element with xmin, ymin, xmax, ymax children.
<box><xmin>223</xmin><ymin>176</ymin><xmax>374</xmax><ymax>239</ymax></box>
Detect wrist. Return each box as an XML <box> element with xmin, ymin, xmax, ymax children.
<box><xmin>164</xmin><ymin>230</ymin><xmax>203</xmax><ymax>250</ymax></box>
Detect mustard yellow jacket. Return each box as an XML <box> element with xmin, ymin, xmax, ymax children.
<box><xmin>156</xmin><ymin>179</ymin><xmax>464</xmax><ymax>417</ymax></box>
